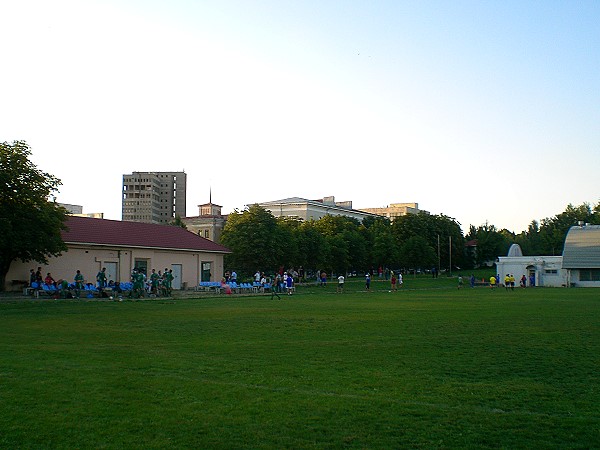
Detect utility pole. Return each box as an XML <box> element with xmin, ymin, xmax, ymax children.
<box><xmin>437</xmin><ymin>234</ymin><xmax>441</xmax><ymax>276</ymax></box>
<box><xmin>449</xmin><ymin>236</ymin><xmax>452</xmax><ymax>276</ymax></box>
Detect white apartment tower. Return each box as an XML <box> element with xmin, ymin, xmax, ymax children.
<box><xmin>122</xmin><ymin>171</ymin><xmax>187</xmax><ymax>224</ymax></box>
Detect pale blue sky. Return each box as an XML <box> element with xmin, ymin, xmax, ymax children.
<box><xmin>2</xmin><ymin>0</ymin><xmax>599</xmax><ymax>233</ymax></box>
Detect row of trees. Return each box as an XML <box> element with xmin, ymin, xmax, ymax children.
<box><xmin>221</xmin><ymin>202</ymin><xmax>600</xmax><ymax>279</ymax></box>
<box><xmin>221</xmin><ymin>204</ymin><xmax>466</xmax><ymax>278</ymax></box>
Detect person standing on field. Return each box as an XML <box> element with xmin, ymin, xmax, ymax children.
<box><xmin>337</xmin><ymin>274</ymin><xmax>345</xmax><ymax>293</ymax></box>
<box><xmin>150</xmin><ymin>269</ymin><xmax>159</xmax><ymax>295</ymax></box>
<box><xmin>74</xmin><ymin>270</ymin><xmax>84</xmax><ymax>298</ymax></box>
<box><xmin>320</xmin><ymin>271</ymin><xmax>327</xmax><ymax>287</ymax></box>
<box><xmin>97</xmin><ymin>267</ymin><xmax>107</xmax><ymax>290</ymax></box>
<box><xmin>391</xmin><ymin>272</ymin><xmax>397</xmax><ymax>291</ymax></box>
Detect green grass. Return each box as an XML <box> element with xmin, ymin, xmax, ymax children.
<box><xmin>1</xmin><ymin>281</ymin><xmax>599</xmax><ymax>449</ymax></box>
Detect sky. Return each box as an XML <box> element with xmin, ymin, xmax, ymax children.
<box><xmin>2</xmin><ymin>0</ymin><xmax>599</xmax><ymax>233</ymax></box>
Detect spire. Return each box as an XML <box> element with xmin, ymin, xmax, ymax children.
<box><xmin>209</xmin><ymin>186</ymin><xmax>212</xmax><ymax>204</ymax></box>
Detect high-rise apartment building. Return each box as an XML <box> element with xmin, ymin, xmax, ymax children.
<box><xmin>122</xmin><ymin>171</ymin><xmax>187</xmax><ymax>224</ymax></box>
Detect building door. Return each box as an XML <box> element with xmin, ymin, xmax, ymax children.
<box><xmin>104</xmin><ymin>262</ymin><xmax>118</xmax><ymax>285</ymax></box>
<box><xmin>201</xmin><ymin>262</ymin><xmax>212</xmax><ymax>282</ymax></box>
<box><xmin>171</xmin><ymin>264</ymin><xmax>182</xmax><ymax>290</ymax></box>
<box><xmin>526</xmin><ymin>265</ymin><xmax>536</xmax><ymax>287</ymax></box>
<box><xmin>134</xmin><ymin>259</ymin><xmax>148</xmax><ymax>277</ymax></box>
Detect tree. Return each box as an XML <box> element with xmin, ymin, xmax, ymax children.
<box><xmin>367</xmin><ymin>218</ymin><xmax>396</xmax><ymax>271</ymax></box>
<box><xmin>169</xmin><ymin>215</ymin><xmax>187</xmax><ymax>229</ymax></box>
<box><xmin>314</xmin><ymin>215</ymin><xmax>365</xmax><ymax>274</ymax></box>
<box><xmin>398</xmin><ymin>236</ymin><xmax>437</xmax><ymax>271</ymax></box>
<box><xmin>538</xmin><ymin>203</ymin><xmax>595</xmax><ymax>255</ymax></box>
<box><xmin>220</xmin><ymin>204</ymin><xmax>285</xmax><ymax>277</ymax></box>
<box><xmin>465</xmin><ymin>222</ymin><xmax>511</xmax><ymax>267</ymax></box>
<box><xmin>392</xmin><ymin>212</ymin><xmax>465</xmax><ymax>272</ymax></box>
<box><xmin>0</xmin><ymin>141</ymin><xmax>68</xmax><ymax>291</ymax></box>
<box><xmin>515</xmin><ymin>220</ymin><xmax>542</xmax><ymax>255</ymax></box>
<box><xmin>296</xmin><ymin>220</ymin><xmax>328</xmax><ymax>273</ymax></box>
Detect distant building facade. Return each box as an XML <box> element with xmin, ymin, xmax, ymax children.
<box><xmin>358</xmin><ymin>203</ymin><xmax>427</xmax><ymax>221</ymax></box>
<box><xmin>256</xmin><ymin>196</ymin><xmax>379</xmax><ymax>222</ymax></box>
<box><xmin>122</xmin><ymin>171</ymin><xmax>186</xmax><ymax>224</ymax></box>
<box><xmin>182</xmin><ymin>201</ymin><xmax>227</xmax><ymax>244</ymax></box>
<box><xmin>59</xmin><ymin>203</ymin><xmax>104</xmax><ymax>219</ymax></box>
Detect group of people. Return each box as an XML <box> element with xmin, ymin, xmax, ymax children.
<box><xmin>255</xmin><ymin>269</ymin><xmax>295</xmax><ymax>296</ymax></box>
<box><xmin>334</xmin><ymin>271</ymin><xmax>403</xmax><ymax>293</ymax></box>
<box><xmin>219</xmin><ymin>269</ymin><xmax>295</xmax><ymax>297</ymax></box>
<box><xmin>129</xmin><ymin>268</ymin><xmax>174</xmax><ymax>298</ymax></box>
<box><xmin>28</xmin><ymin>266</ymin><xmax>175</xmax><ymax>299</ymax></box>
<box><xmin>29</xmin><ymin>266</ymin><xmax>107</xmax><ymax>299</ymax></box>
<box><xmin>488</xmin><ymin>273</ymin><xmax>533</xmax><ymax>289</ymax></box>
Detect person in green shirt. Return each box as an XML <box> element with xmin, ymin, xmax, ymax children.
<box><xmin>163</xmin><ymin>269</ymin><xmax>174</xmax><ymax>296</ymax></box>
<box><xmin>130</xmin><ymin>269</ymin><xmax>145</xmax><ymax>299</ymax></box>
<box><xmin>59</xmin><ymin>279</ymin><xmax>70</xmax><ymax>299</ymax></box>
<box><xmin>97</xmin><ymin>267</ymin><xmax>107</xmax><ymax>290</ymax></box>
<box><xmin>74</xmin><ymin>270</ymin><xmax>84</xmax><ymax>298</ymax></box>
<box><xmin>150</xmin><ymin>269</ymin><xmax>159</xmax><ymax>296</ymax></box>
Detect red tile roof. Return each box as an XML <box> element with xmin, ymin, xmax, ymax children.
<box><xmin>63</xmin><ymin>216</ymin><xmax>230</xmax><ymax>253</ymax></box>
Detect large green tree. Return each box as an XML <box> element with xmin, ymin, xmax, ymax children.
<box><xmin>392</xmin><ymin>212</ymin><xmax>465</xmax><ymax>272</ymax></box>
<box><xmin>296</xmin><ymin>220</ymin><xmax>328</xmax><ymax>273</ymax></box>
<box><xmin>366</xmin><ymin>218</ymin><xmax>396</xmax><ymax>271</ymax></box>
<box><xmin>398</xmin><ymin>236</ymin><xmax>437</xmax><ymax>271</ymax></box>
<box><xmin>514</xmin><ymin>202</ymin><xmax>600</xmax><ymax>256</ymax></box>
<box><xmin>538</xmin><ymin>203</ymin><xmax>596</xmax><ymax>255</ymax></box>
<box><xmin>0</xmin><ymin>141</ymin><xmax>68</xmax><ymax>291</ymax></box>
<box><xmin>314</xmin><ymin>215</ymin><xmax>365</xmax><ymax>275</ymax></box>
<box><xmin>465</xmin><ymin>222</ymin><xmax>511</xmax><ymax>268</ymax></box>
<box><xmin>220</xmin><ymin>204</ymin><xmax>285</xmax><ymax>277</ymax></box>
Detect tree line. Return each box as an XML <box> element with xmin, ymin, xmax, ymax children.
<box><xmin>221</xmin><ymin>202</ymin><xmax>600</xmax><ymax>280</ymax></box>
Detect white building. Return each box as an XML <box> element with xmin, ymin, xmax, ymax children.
<box><xmin>256</xmin><ymin>196</ymin><xmax>379</xmax><ymax>222</ymax></box>
<box><xmin>497</xmin><ymin>224</ymin><xmax>600</xmax><ymax>288</ymax></box>
<box><xmin>496</xmin><ymin>244</ymin><xmax>567</xmax><ymax>287</ymax></box>
<box><xmin>562</xmin><ymin>224</ymin><xmax>600</xmax><ymax>287</ymax></box>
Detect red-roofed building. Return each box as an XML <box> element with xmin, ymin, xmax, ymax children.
<box><xmin>5</xmin><ymin>216</ymin><xmax>230</xmax><ymax>291</ymax></box>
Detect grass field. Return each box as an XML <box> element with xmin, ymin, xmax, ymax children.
<box><xmin>1</xmin><ymin>278</ymin><xmax>599</xmax><ymax>449</ymax></box>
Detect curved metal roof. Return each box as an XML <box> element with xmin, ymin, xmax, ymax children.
<box><xmin>562</xmin><ymin>225</ymin><xmax>600</xmax><ymax>269</ymax></box>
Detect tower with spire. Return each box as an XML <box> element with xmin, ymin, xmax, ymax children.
<box><xmin>181</xmin><ymin>188</ymin><xmax>226</xmax><ymax>243</ymax></box>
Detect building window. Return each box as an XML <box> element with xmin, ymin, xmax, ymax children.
<box><xmin>580</xmin><ymin>269</ymin><xmax>600</xmax><ymax>282</ymax></box>
<box><xmin>204</xmin><ymin>230</ymin><xmax>210</xmax><ymax>239</ymax></box>
<box><xmin>544</xmin><ymin>269</ymin><xmax>558</xmax><ymax>275</ymax></box>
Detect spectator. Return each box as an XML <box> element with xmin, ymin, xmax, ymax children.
<box><xmin>97</xmin><ymin>267</ymin><xmax>107</xmax><ymax>289</ymax></box>
<box><xmin>45</xmin><ymin>272</ymin><xmax>56</xmax><ymax>287</ymax></box>
<box><xmin>74</xmin><ymin>270</ymin><xmax>85</xmax><ymax>298</ymax></box>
